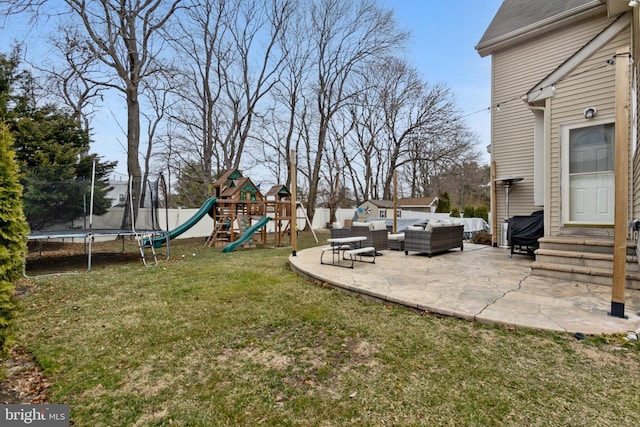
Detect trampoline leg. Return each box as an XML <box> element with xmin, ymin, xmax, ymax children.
<box><xmin>86</xmin><ymin>236</ymin><xmax>93</xmax><ymax>272</ymax></box>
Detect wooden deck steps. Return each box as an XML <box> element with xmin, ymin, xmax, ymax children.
<box><xmin>530</xmin><ymin>236</ymin><xmax>640</xmax><ymax>290</ymax></box>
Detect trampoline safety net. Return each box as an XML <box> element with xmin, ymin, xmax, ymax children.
<box><xmin>22</xmin><ymin>165</ymin><xmax>167</xmax><ymax>235</ymax></box>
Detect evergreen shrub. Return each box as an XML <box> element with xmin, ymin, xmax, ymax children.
<box><xmin>0</xmin><ymin>124</ymin><xmax>29</xmax><ymax>356</ymax></box>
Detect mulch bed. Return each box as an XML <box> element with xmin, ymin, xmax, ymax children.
<box><xmin>0</xmin><ymin>346</ymin><xmax>49</xmax><ymax>404</ymax></box>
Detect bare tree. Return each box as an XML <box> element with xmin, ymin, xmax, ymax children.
<box><xmin>342</xmin><ymin>64</ymin><xmax>387</xmax><ymax>203</ymax></box>
<box><xmin>166</xmin><ymin>0</ymin><xmax>292</xmax><ymax>202</ymax></box>
<box><xmin>153</xmin><ymin>117</ymin><xmax>180</xmax><ymax>207</ymax></box>
<box><xmin>320</xmin><ymin>117</ymin><xmax>353</xmax><ymax>222</ymax></box>
<box><xmin>4</xmin><ymin>0</ymin><xmax>483</xmax><ymax>220</ymax></box>
<box><xmin>404</xmin><ymin>123</ymin><xmax>480</xmax><ymax>198</ymax></box>
<box><xmin>139</xmin><ymin>72</ymin><xmax>178</xmax><ymax>207</ymax></box>
<box><xmin>1</xmin><ymin>0</ymin><xmax>45</xmax><ymax>17</ymax></box>
<box><xmin>368</xmin><ymin>61</ymin><xmax>477</xmax><ymax>200</ymax></box>
<box><xmin>35</xmin><ymin>25</ymin><xmax>104</xmax><ymax>145</ymax></box>
<box><xmin>342</xmin><ymin>57</ymin><xmax>469</xmax><ymax>202</ymax></box>
<box><xmin>304</xmin><ymin>0</ymin><xmax>407</xmax><ymax>223</ymax></box>
<box><xmin>77</xmin><ymin>1</ymin><xmax>181</xmax><ymax>225</ymax></box>
<box><xmin>251</xmin><ymin>3</ymin><xmax>314</xmax><ymax>188</ymax></box>
<box><xmin>223</xmin><ymin>0</ymin><xmax>291</xmax><ymax>170</ymax></box>
<box><xmin>434</xmin><ymin>160</ymin><xmax>490</xmax><ymax>209</ymax></box>
<box><xmin>165</xmin><ymin>0</ymin><xmax>232</xmax><ymax>201</ymax></box>
<box><xmin>375</xmin><ymin>58</ymin><xmax>424</xmax><ymax>199</ymax></box>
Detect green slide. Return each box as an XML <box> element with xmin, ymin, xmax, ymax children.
<box><xmin>146</xmin><ymin>197</ymin><xmax>217</xmax><ymax>248</ymax></box>
<box><xmin>222</xmin><ymin>216</ymin><xmax>271</xmax><ymax>253</ymax></box>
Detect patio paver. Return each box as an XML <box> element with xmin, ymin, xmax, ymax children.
<box><xmin>289</xmin><ymin>243</ymin><xmax>640</xmax><ymax>335</ymax></box>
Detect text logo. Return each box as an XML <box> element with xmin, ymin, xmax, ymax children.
<box><xmin>1</xmin><ymin>405</ymin><xmax>69</xmax><ymax>426</ymax></box>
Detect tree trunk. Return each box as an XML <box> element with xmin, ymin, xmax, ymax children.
<box><xmin>124</xmin><ymin>85</ymin><xmax>142</xmax><ymax>229</ymax></box>
<box><xmin>306</xmin><ymin>115</ymin><xmax>329</xmax><ymax>227</ymax></box>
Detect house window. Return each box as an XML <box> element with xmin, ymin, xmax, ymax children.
<box><xmin>379</xmin><ymin>210</ymin><xmax>386</xmax><ymax>218</ymax></box>
<box><xmin>570</xmin><ymin>125</ymin><xmax>614</xmax><ymax>173</ymax></box>
<box><xmin>562</xmin><ymin>121</ymin><xmax>614</xmax><ymax>224</ymax></box>
<box><xmin>396</xmin><ymin>209</ymin><xmax>402</xmax><ymax>218</ymax></box>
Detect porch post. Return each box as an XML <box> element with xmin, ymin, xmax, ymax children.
<box><xmin>611</xmin><ymin>47</ymin><xmax>631</xmax><ymax>318</ymax></box>
<box><xmin>393</xmin><ymin>171</ymin><xmax>397</xmax><ymax>234</ymax></box>
<box><xmin>491</xmin><ymin>161</ymin><xmax>497</xmax><ymax>247</ymax></box>
<box><xmin>290</xmin><ymin>150</ymin><xmax>297</xmax><ymax>257</ymax></box>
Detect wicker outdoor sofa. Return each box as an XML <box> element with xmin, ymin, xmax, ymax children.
<box><xmin>329</xmin><ymin>221</ymin><xmax>389</xmax><ymax>251</ymax></box>
<box><xmin>404</xmin><ymin>224</ymin><xmax>464</xmax><ymax>257</ymax></box>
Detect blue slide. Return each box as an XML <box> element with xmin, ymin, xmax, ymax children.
<box><xmin>222</xmin><ymin>217</ymin><xmax>271</xmax><ymax>253</ymax></box>
<box><xmin>145</xmin><ymin>197</ymin><xmax>217</xmax><ymax>248</ymax></box>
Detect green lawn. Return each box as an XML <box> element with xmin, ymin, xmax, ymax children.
<box><xmin>13</xmin><ymin>231</ymin><xmax>640</xmax><ymax>426</ymax></box>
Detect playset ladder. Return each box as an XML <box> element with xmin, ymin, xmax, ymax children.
<box><xmin>206</xmin><ymin>212</ymin><xmax>232</xmax><ymax>247</ymax></box>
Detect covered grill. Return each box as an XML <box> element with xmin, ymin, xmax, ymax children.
<box><xmin>507</xmin><ymin>210</ymin><xmax>544</xmax><ymax>257</ymax></box>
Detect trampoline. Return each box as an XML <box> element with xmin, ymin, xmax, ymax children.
<box><xmin>24</xmin><ymin>164</ymin><xmax>169</xmax><ymax>278</ymax></box>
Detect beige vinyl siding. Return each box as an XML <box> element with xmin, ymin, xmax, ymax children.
<box><xmin>548</xmin><ymin>29</ymin><xmax>631</xmax><ymax>235</ymax></box>
<box><xmin>634</xmin><ymin>79</ymin><xmax>640</xmax><ymax>219</ymax></box>
<box><xmin>491</xmin><ymin>13</ymin><xmax>615</xmax><ymax>224</ymax></box>
<box><xmin>633</xmin><ymin>10</ymin><xmax>640</xmax><ymax>219</ymax></box>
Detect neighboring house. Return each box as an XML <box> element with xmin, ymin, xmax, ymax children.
<box><xmin>107</xmin><ymin>178</ymin><xmax>129</xmax><ymax>207</ymax></box>
<box><xmin>476</xmin><ymin>1</ymin><xmax>639</xmax><ymax>292</ymax></box>
<box><xmin>397</xmin><ymin>197</ymin><xmax>439</xmax><ymax>214</ymax></box>
<box><xmin>357</xmin><ymin>197</ymin><xmax>439</xmax><ymax>219</ymax></box>
<box><xmin>356</xmin><ymin>200</ymin><xmax>395</xmax><ymax>219</ymax></box>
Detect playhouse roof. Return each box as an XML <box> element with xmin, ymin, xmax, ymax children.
<box><xmin>265</xmin><ymin>185</ymin><xmax>291</xmax><ymax>199</ymax></box>
<box><xmin>213</xmin><ymin>169</ymin><xmax>244</xmax><ymax>188</ymax></box>
<box><xmin>220</xmin><ymin>177</ymin><xmax>263</xmax><ymax>199</ymax></box>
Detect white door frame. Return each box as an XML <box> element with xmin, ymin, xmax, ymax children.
<box><xmin>561</xmin><ymin>117</ymin><xmax>615</xmax><ymax>226</ymax></box>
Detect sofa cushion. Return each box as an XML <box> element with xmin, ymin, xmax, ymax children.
<box><xmin>426</xmin><ymin>221</ymin><xmax>443</xmax><ymax>231</ymax></box>
<box><xmin>332</xmin><ymin>221</ymin><xmax>343</xmax><ymax>229</ymax></box>
<box><xmin>425</xmin><ymin>220</ymin><xmax>439</xmax><ymax>230</ymax></box>
<box><xmin>352</xmin><ymin>221</ymin><xmax>369</xmax><ymax>228</ymax></box>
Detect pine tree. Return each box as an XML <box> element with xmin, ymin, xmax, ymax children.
<box><xmin>0</xmin><ymin>51</ymin><xmax>115</xmax><ymax>230</ymax></box>
<box><xmin>436</xmin><ymin>192</ymin><xmax>451</xmax><ymax>214</ymax></box>
<box><xmin>0</xmin><ymin>123</ymin><xmax>29</xmax><ymax>356</ymax></box>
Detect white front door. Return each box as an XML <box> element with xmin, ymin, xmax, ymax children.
<box><xmin>564</xmin><ymin>122</ymin><xmax>615</xmax><ymax>224</ymax></box>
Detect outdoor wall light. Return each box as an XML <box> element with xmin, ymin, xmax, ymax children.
<box><xmin>630</xmin><ymin>0</ymin><xmax>639</xmax><ymax>7</ymax></box>
<box><xmin>584</xmin><ymin>107</ymin><xmax>597</xmax><ymax>119</ymax></box>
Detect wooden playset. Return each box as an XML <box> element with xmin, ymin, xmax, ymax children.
<box><xmin>205</xmin><ymin>169</ymin><xmax>294</xmax><ymax>248</ymax></box>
